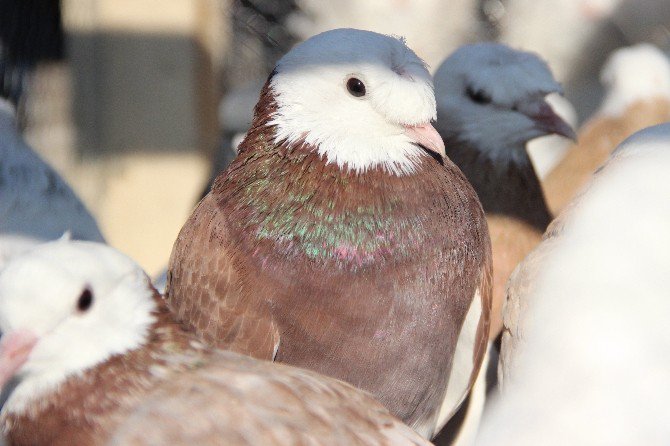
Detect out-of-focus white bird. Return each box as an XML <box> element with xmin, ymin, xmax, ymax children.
<box><xmin>484</xmin><ymin>123</ymin><xmax>670</xmax><ymax>445</ymax></box>
<box><xmin>499</xmin><ymin>0</ymin><xmax>624</xmax><ymax>82</ymax></box>
<box><xmin>0</xmin><ymin>99</ymin><xmax>104</xmax><ymax>268</ymax></box>
<box><xmin>288</xmin><ymin>0</ymin><xmax>481</xmax><ymax>69</ymax></box>
<box><xmin>498</xmin><ymin>0</ymin><xmax>670</xmax><ymax>122</ymax></box>
<box><xmin>543</xmin><ymin>43</ymin><xmax>670</xmax><ymax>215</ymax></box>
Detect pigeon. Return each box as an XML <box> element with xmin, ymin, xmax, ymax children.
<box><xmin>0</xmin><ymin>99</ymin><xmax>104</xmax><ymax>268</ymax></box>
<box><xmin>480</xmin><ymin>123</ymin><xmax>670</xmax><ymax>445</ymax></box>
<box><xmin>166</xmin><ymin>28</ymin><xmax>492</xmax><ymax>438</ymax></box>
<box><xmin>433</xmin><ymin>43</ymin><xmax>575</xmax><ymax>341</ymax></box>
<box><xmin>543</xmin><ymin>43</ymin><xmax>670</xmax><ymax>215</ymax></box>
<box><xmin>198</xmin><ymin>81</ymin><xmax>265</xmax><ymax>201</ymax></box>
<box><xmin>0</xmin><ymin>240</ymin><xmax>432</xmax><ymax>446</ymax></box>
<box><xmin>288</xmin><ymin>0</ymin><xmax>482</xmax><ymax>69</ymax></box>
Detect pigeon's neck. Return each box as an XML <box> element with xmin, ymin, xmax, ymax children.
<box><xmin>0</xmin><ymin>295</ymin><xmax>204</xmax><ymax>445</ymax></box>
<box><xmin>445</xmin><ymin>138</ymin><xmax>552</xmax><ymax>231</ymax></box>
<box><xmin>217</xmin><ymin>140</ymin><xmax>438</xmax><ymax>270</ymax></box>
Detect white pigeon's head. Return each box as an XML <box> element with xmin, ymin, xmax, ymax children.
<box><xmin>268</xmin><ymin>28</ymin><xmax>444</xmax><ymax>176</ymax></box>
<box><xmin>0</xmin><ymin>240</ymin><xmax>156</xmax><ymax>413</ymax></box>
<box><xmin>599</xmin><ymin>43</ymin><xmax>670</xmax><ymax>117</ymax></box>
<box><xmin>434</xmin><ymin>43</ymin><xmax>575</xmax><ymax>160</ymax></box>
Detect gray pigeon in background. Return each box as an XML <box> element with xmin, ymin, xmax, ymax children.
<box><xmin>0</xmin><ymin>98</ymin><xmax>104</xmax><ymax>268</ymax></box>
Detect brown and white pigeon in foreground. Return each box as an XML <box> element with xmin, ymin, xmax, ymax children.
<box><xmin>0</xmin><ymin>240</ymin><xmax>431</xmax><ymax>446</ymax></box>
<box><xmin>481</xmin><ymin>123</ymin><xmax>670</xmax><ymax>445</ymax></box>
<box><xmin>433</xmin><ymin>43</ymin><xmax>575</xmax><ymax>342</ymax></box>
<box><xmin>543</xmin><ymin>43</ymin><xmax>670</xmax><ymax>215</ymax></box>
<box><xmin>0</xmin><ymin>99</ymin><xmax>104</xmax><ymax>267</ymax></box>
<box><xmin>166</xmin><ymin>28</ymin><xmax>492</xmax><ymax>438</ymax></box>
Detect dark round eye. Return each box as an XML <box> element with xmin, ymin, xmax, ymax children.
<box><xmin>466</xmin><ymin>86</ymin><xmax>491</xmax><ymax>105</ymax></box>
<box><xmin>77</xmin><ymin>288</ymin><xmax>94</xmax><ymax>312</ymax></box>
<box><xmin>346</xmin><ymin>78</ymin><xmax>366</xmax><ymax>97</ymax></box>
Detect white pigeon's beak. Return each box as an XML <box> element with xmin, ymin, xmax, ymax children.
<box><xmin>0</xmin><ymin>330</ymin><xmax>38</xmax><ymax>389</ymax></box>
<box><xmin>404</xmin><ymin>123</ymin><xmax>446</xmax><ymax>158</ymax></box>
<box><xmin>523</xmin><ymin>100</ymin><xmax>577</xmax><ymax>141</ymax></box>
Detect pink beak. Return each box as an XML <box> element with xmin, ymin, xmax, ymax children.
<box><xmin>404</xmin><ymin>123</ymin><xmax>446</xmax><ymax>158</ymax></box>
<box><xmin>528</xmin><ymin>101</ymin><xmax>577</xmax><ymax>141</ymax></box>
<box><xmin>0</xmin><ymin>330</ymin><xmax>38</xmax><ymax>389</ymax></box>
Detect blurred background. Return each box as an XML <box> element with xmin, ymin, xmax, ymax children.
<box><xmin>6</xmin><ymin>0</ymin><xmax>670</xmax><ymax>275</ymax></box>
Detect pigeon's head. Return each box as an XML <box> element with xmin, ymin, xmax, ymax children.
<box><xmin>434</xmin><ymin>43</ymin><xmax>575</xmax><ymax>160</ymax></box>
<box><xmin>599</xmin><ymin>43</ymin><xmax>670</xmax><ymax>117</ymax></box>
<box><xmin>0</xmin><ymin>240</ymin><xmax>156</xmax><ymax>412</ymax></box>
<box><xmin>268</xmin><ymin>28</ymin><xmax>444</xmax><ymax>176</ymax></box>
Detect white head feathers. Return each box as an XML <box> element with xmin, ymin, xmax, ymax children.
<box><xmin>269</xmin><ymin>28</ymin><xmax>437</xmax><ymax>176</ymax></box>
<box><xmin>0</xmin><ymin>240</ymin><xmax>156</xmax><ymax>414</ymax></box>
<box><xmin>599</xmin><ymin>43</ymin><xmax>670</xmax><ymax>117</ymax></box>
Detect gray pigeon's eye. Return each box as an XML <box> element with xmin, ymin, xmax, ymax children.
<box><xmin>77</xmin><ymin>288</ymin><xmax>94</xmax><ymax>312</ymax></box>
<box><xmin>347</xmin><ymin>78</ymin><xmax>366</xmax><ymax>97</ymax></box>
<box><xmin>466</xmin><ymin>86</ymin><xmax>491</xmax><ymax>105</ymax></box>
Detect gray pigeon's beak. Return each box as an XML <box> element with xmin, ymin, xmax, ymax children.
<box><xmin>404</xmin><ymin>123</ymin><xmax>446</xmax><ymax>158</ymax></box>
<box><xmin>0</xmin><ymin>330</ymin><xmax>37</xmax><ymax>390</ymax></box>
<box><xmin>525</xmin><ymin>100</ymin><xmax>577</xmax><ymax>142</ymax></box>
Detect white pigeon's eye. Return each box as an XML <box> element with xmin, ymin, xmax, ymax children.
<box><xmin>466</xmin><ymin>86</ymin><xmax>491</xmax><ymax>105</ymax></box>
<box><xmin>346</xmin><ymin>78</ymin><xmax>366</xmax><ymax>97</ymax></box>
<box><xmin>76</xmin><ymin>288</ymin><xmax>94</xmax><ymax>313</ymax></box>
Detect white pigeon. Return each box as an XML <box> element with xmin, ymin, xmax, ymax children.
<box><xmin>288</xmin><ymin>0</ymin><xmax>481</xmax><ymax>69</ymax></box>
<box><xmin>0</xmin><ymin>98</ymin><xmax>104</xmax><ymax>268</ymax></box>
<box><xmin>498</xmin><ymin>0</ymin><xmax>670</xmax><ymax>121</ymax></box>
<box><xmin>597</xmin><ymin>43</ymin><xmax>670</xmax><ymax>117</ymax></box>
<box><xmin>498</xmin><ymin>0</ymin><xmax>624</xmax><ymax>84</ymax></box>
<box><xmin>481</xmin><ymin>123</ymin><xmax>670</xmax><ymax>445</ymax></box>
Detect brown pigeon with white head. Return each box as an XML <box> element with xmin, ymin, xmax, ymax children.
<box><xmin>433</xmin><ymin>43</ymin><xmax>575</xmax><ymax>342</ymax></box>
<box><xmin>165</xmin><ymin>28</ymin><xmax>492</xmax><ymax>438</ymax></box>
<box><xmin>0</xmin><ymin>240</ymin><xmax>432</xmax><ymax>446</ymax></box>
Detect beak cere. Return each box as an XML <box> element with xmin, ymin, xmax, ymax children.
<box><xmin>0</xmin><ymin>330</ymin><xmax>38</xmax><ymax>389</ymax></box>
<box><xmin>404</xmin><ymin>123</ymin><xmax>447</xmax><ymax>158</ymax></box>
<box><xmin>528</xmin><ymin>100</ymin><xmax>577</xmax><ymax>141</ymax></box>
